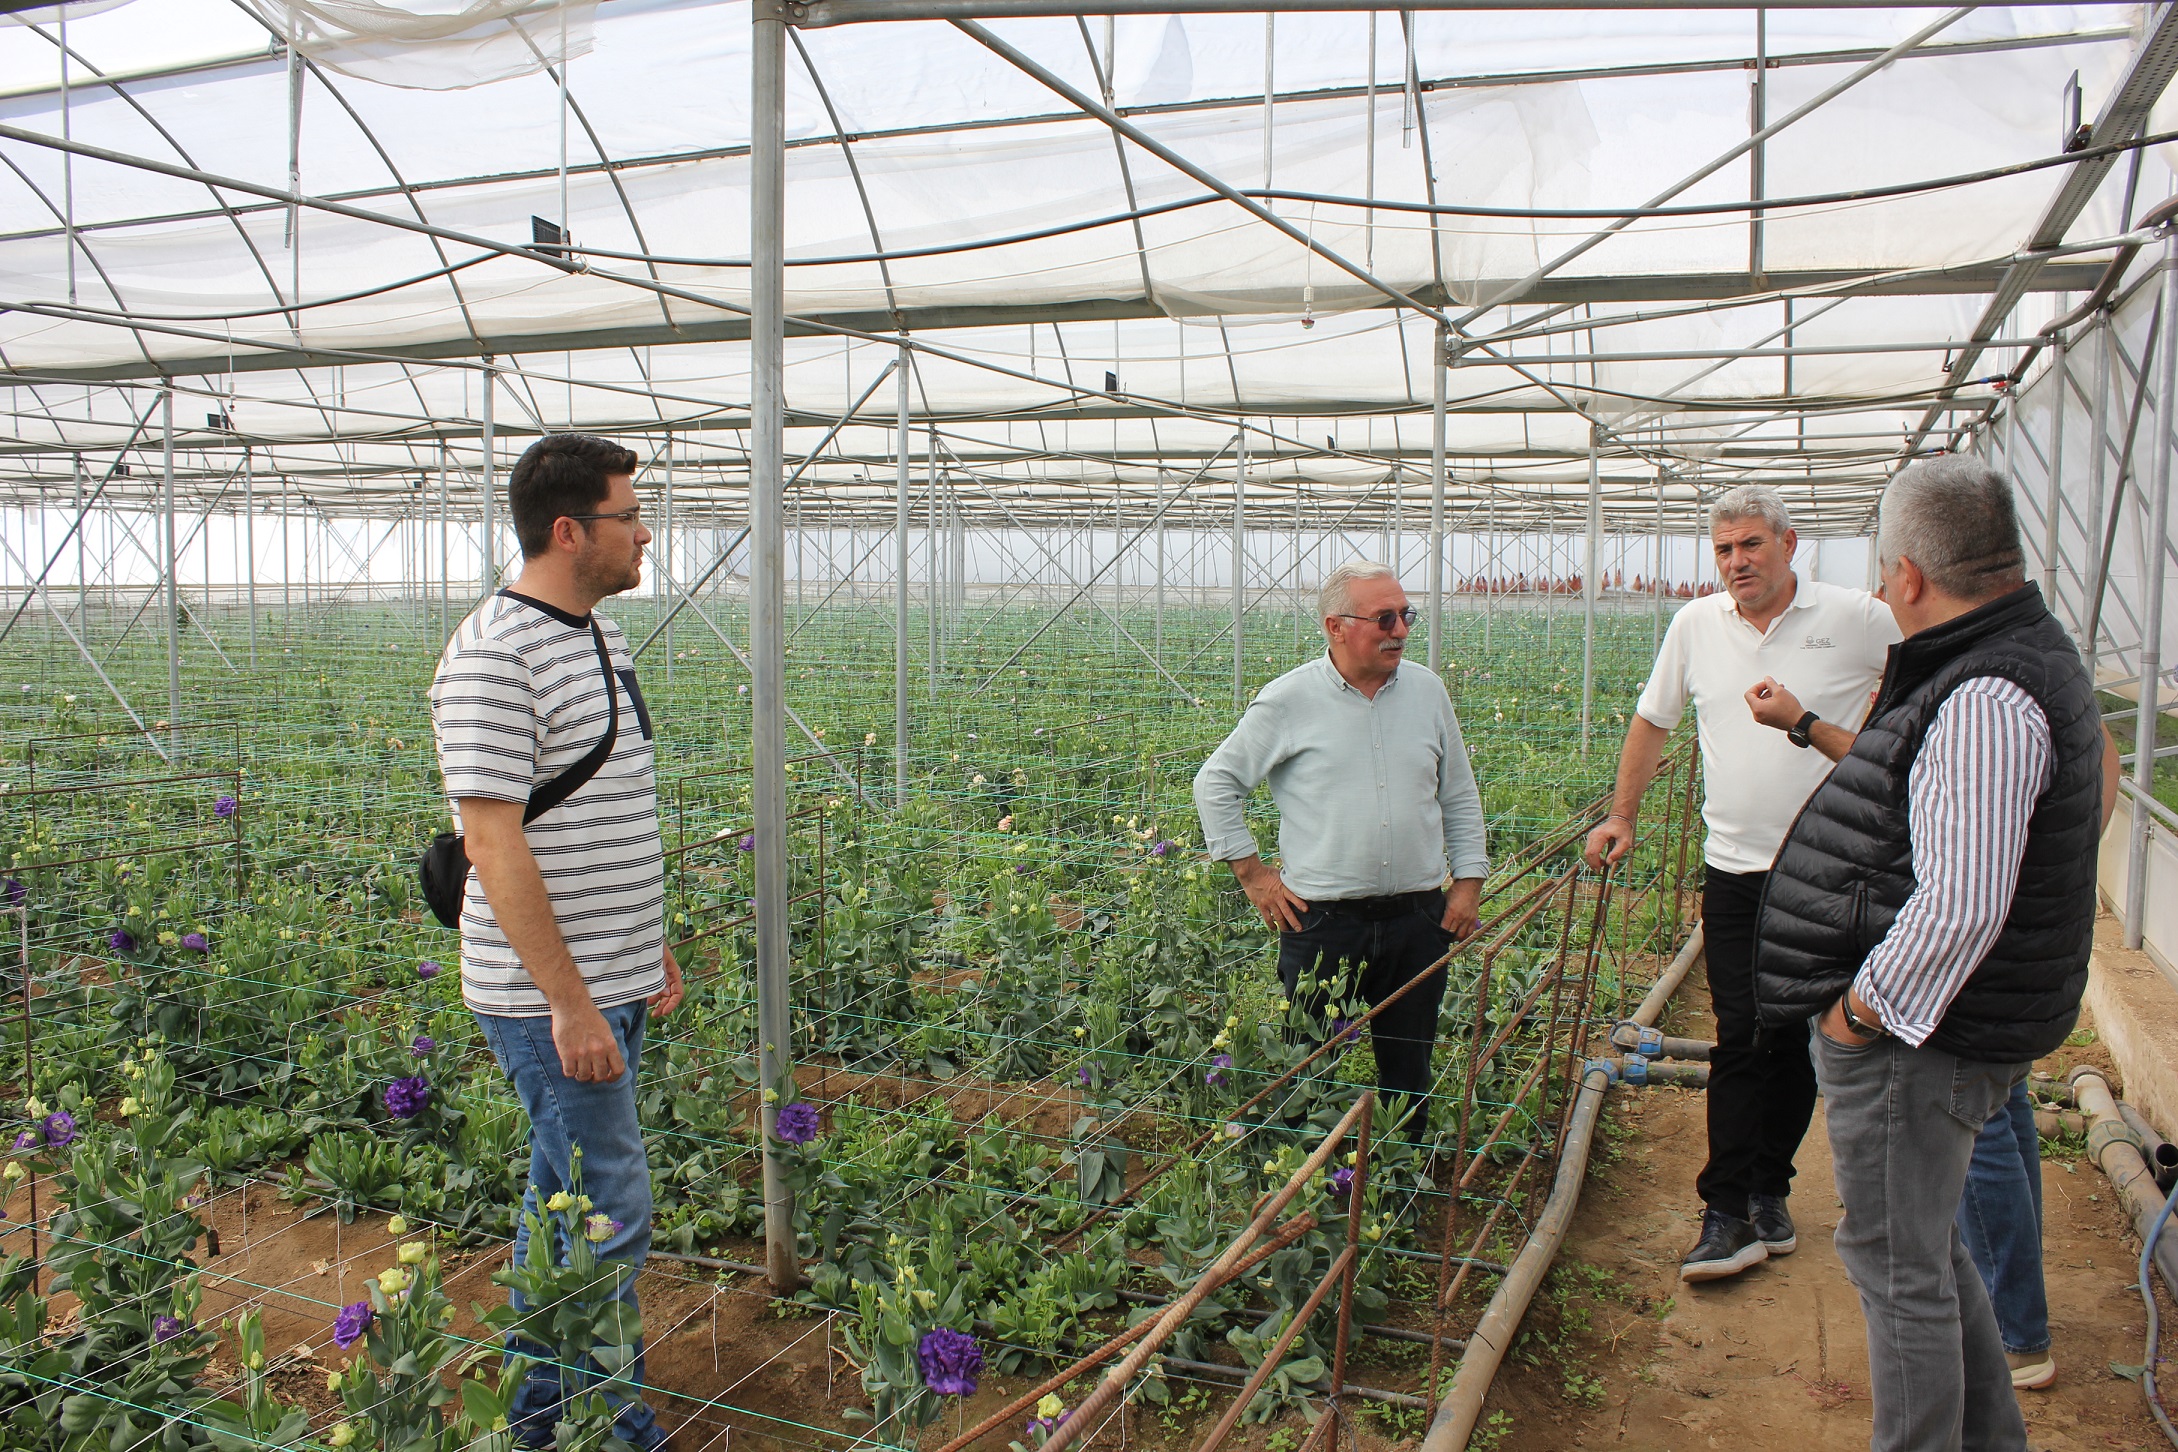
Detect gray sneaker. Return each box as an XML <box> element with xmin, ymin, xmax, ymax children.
<box><xmin>1748</xmin><ymin>1193</ymin><xmax>1797</xmax><ymax>1255</ymax></box>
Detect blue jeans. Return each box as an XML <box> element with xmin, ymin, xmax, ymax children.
<box><xmin>475</xmin><ymin>1001</ymin><xmax>663</xmax><ymax>1451</ymax></box>
<box><xmin>1956</xmin><ymin>1079</ymin><xmax>2051</xmax><ymax>1356</ymax></box>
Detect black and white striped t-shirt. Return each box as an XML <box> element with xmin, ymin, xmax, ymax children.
<box><xmin>430</xmin><ymin>590</ymin><xmax>665</xmax><ymax>1016</ymax></box>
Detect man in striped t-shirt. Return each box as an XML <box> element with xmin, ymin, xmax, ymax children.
<box><xmin>430</xmin><ymin>433</ymin><xmax>681</xmax><ymax>1452</ymax></box>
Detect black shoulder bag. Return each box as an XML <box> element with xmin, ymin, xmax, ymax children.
<box><xmin>420</xmin><ymin>620</ymin><xmax>620</xmax><ymax>930</ymax></box>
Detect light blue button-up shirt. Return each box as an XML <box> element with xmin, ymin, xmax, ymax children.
<box><xmin>1192</xmin><ymin>655</ymin><xmax>1490</xmax><ymax>900</ymax></box>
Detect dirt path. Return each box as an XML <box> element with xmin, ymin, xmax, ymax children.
<box><xmin>1485</xmin><ymin>956</ymin><xmax>2174</xmax><ymax>1452</ymax></box>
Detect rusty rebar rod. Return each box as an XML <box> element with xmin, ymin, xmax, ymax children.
<box><xmin>1193</xmin><ymin>1243</ymin><xmax>1357</xmax><ymax>1451</ymax></box>
<box><xmin>933</xmin><ymin>1213</ymin><xmax>1322</xmax><ymax>1452</ymax></box>
<box><xmin>1039</xmin><ymin>1094</ymin><xmax>1374</xmax><ymax>1452</ymax></box>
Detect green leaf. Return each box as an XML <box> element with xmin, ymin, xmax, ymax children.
<box><xmin>2111</xmin><ymin>1361</ymin><xmax>2147</xmax><ymax>1382</ymax></box>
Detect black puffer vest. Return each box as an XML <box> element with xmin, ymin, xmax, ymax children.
<box><xmin>1755</xmin><ymin>584</ymin><xmax>2104</xmax><ymax>1062</ymax></box>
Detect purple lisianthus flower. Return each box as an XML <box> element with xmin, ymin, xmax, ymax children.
<box><xmin>417</xmin><ymin>960</ymin><xmax>442</xmax><ymax>980</ymax></box>
<box><xmin>1329</xmin><ymin>1165</ymin><xmax>1356</xmax><ymax>1199</ymax></box>
<box><xmin>152</xmin><ymin>1315</ymin><xmax>186</xmax><ymax>1344</ymax></box>
<box><xmin>382</xmin><ymin>1076</ymin><xmax>430</xmax><ymax>1120</ymax></box>
<box><xmin>737</xmin><ymin>834</ymin><xmax>755</xmax><ymax>853</ymax></box>
<box><xmin>1329</xmin><ymin>1017</ymin><xmax>1362</xmax><ymax>1046</ymax></box>
<box><xmin>773</xmin><ymin>1101</ymin><xmax>820</xmax><ymax>1145</ymax></box>
<box><xmin>916</xmin><ymin>1327</ymin><xmax>983</xmax><ymax>1397</ymax></box>
<box><xmin>410</xmin><ymin>1035</ymin><xmax>435</xmax><ymax>1057</ymax></box>
<box><xmin>181</xmin><ymin>933</ymin><xmax>208</xmax><ymax>953</ymax></box>
<box><xmin>2</xmin><ymin>878</ymin><xmax>22</xmax><ymax>907</ymax></box>
<box><xmin>331</xmin><ymin>1300</ymin><xmax>372</xmax><ymax>1350</ymax></box>
<box><xmin>1013</xmin><ymin>863</ymin><xmax>1033</xmax><ymax>875</ymax></box>
<box><xmin>42</xmin><ymin>1112</ymin><xmax>74</xmax><ymax>1149</ymax></box>
<box><xmin>12</xmin><ymin>1130</ymin><xmax>39</xmax><ymax>1151</ymax></box>
<box><xmin>1150</xmin><ymin>840</ymin><xmax>1174</xmax><ymax>859</ymax></box>
<box><xmin>1076</xmin><ymin>1066</ymin><xmax>1092</xmax><ymax>1088</ymax></box>
<box><xmin>213</xmin><ymin>795</ymin><xmax>237</xmax><ymax>819</ymax></box>
<box><xmin>1206</xmin><ymin>1052</ymin><xmax>1233</xmax><ymax>1088</ymax></box>
<box><xmin>108</xmin><ymin>928</ymin><xmax>135</xmax><ymax>954</ymax></box>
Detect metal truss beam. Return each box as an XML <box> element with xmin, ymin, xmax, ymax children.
<box><xmin>784</xmin><ymin>0</ymin><xmax>2136</xmax><ymax>23</ymax></box>
<box><xmin>0</xmin><ymin>265</ymin><xmax>2105</xmax><ymax>387</ymax></box>
<box><xmin>1905</xmin><ymin>1</ymin><xmax>2178</xmax><ymax>455</ymax></box>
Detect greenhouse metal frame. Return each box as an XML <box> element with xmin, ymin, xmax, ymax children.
<box><xmin>7</xmin><ymin>1</ymin><xmax>2178</xmax><ymax>1448</ymax></box>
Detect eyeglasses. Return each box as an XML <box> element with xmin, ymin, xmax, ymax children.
<box><xmin>564</xmin><ymin>507</ymin><xmax>644</xmax><ymax>527</ymax></box>
<box><xmin>1337</xmin><ymin>607</ymin><xmax>1417</xmax><ymax>631</ymax></box>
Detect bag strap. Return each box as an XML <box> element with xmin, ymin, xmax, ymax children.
<box><xmin>522</xmin><ymin>620</ymin><xmax>620</xmax><ymax>826</ymax></box>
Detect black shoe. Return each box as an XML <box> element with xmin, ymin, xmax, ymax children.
<box><xmin>1680</xmin><ymin>1208</ymin><xmax>1769</xmax><ymax>1282</ymax></box>
<box><xmin>1748</xmin><ymin>1193</ymin><xmax>1797</xmax><ymax>1255</ymax></box>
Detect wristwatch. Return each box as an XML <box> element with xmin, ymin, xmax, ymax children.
<box><xmin>1840</xmin><ymin>995</ymin><xmax>1886</xmax><ymax>1038</ymax></box>
<box><xmin>1787</xmin><ymin>710</ymin><xmax>1820</xmax><ymax>749</ymax></box>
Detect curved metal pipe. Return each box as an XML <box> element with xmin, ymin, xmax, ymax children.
<box><xmin>1419</xmin><ymin>931</ymin><xmax>1703</xmax><ymax>1450</ymax></box>
<box><xmin>2069</xmin><ymin>1066</ymin><xmax>2178</xmax><ymax>1293</ymax></box>
<box><xmin>2002</xmin><ymin>195</ymin><xmax>2178</xmax><ymax>388</ymax></box>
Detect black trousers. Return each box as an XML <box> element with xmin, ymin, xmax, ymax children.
<box><xmin>1697</xmin><ymin>865</ymin><xmax>1819</xmax><ymax>1214</ymax></box>
<box><xmin>1276</xmin><ymin>890</ymin><xmax>1452</xmax><ymax>1127</ymax></box>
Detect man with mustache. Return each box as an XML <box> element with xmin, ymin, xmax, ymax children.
<box><xmin>1194</xmin><ymin>560</ymin><xmax>1489</xmax><ymax>1138</ymax></box>
<box><xmin>1585</xmin><ymin>484</ymin><xmax>1899</xmax><ymax>1282</ymax></box>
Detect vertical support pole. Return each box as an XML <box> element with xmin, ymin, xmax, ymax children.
<box><xmin>162</xmin><ymin>389</ymin><xmax>179</xmax><ymax>758</ymax></box>
<box><xmin>244</xmin><ymin>447</ymin><xmax>256</xmax><ymax>669</ymax></box>
<box><xmin>1749</xmin><ymin>7</ymin><xmax>1767</xmax><ymax>279</ymax></box>
<box><xmin>73</xmin><ymin>456</ymin><xmax>85</xmax><ymax>644</ymax></box>
<box><xmin>1654</xmin><ymin>467</ymin><xmax>1666</xmax><ymax>651</ymax></box>
<box><xmin>895</xmin><ymin>343</ymin><xmax>911</xmax><ymax>808</ymax></box>
<box><xmin>1484</xmin><ymin>494</ymin><xmax>1494</xmax><ymax>652</ymax></box>
<box><xmin>2126</xmin><ymin>235</ymin><xmax>2178</xmax><ymax>949</ymax></box>
<box><xmin>1155</xmin><ymin>469</ymin><xmax>1166</xmax><ymax>663</ymax></box>
<box><xmin>1581</xmin><ymin>430</ymin><xmax>1601</xmax><ymax>754</ymax></box>
<box><xmin>2045</xmin><ymin>342</ymin><xmax>2068</xmax><ymax>611</ymax></box>
<box><xmin>2086</xmin><ymin>321</ymin><xmax>2113</xmax><ymax>678</ymax></box>
<box><xmin>437</xmin><ymin>446</ymin><xmax>449</xmax><ymax>637</ymax></box>
<box><xmin>480</xmin><ymin>360</ymin><xmax>499</xmax><ymax>597</ymax></box>
<box><xmin>1233</xmin><ymin>429</ymin><xmax>1247</xmax><ymax>713</ymax></box>
<box><xmin>927</xmin><ymin>423</ymin><xmax>939</xmax><ymax>699</ymax></box>
<box><xmin>1428</xmin><ymin>325</ymin><xmax>1448</xmax><ymax>669</ymax></box>
<box><xmin>663</xmin><ymin>432</ymin><xmax>675</xmax><ymax>686</ymax></box>
<box><xmin>750</xmin><ymin>0</ymin><xmax>798</xmax><ymax>1295</ymax></box>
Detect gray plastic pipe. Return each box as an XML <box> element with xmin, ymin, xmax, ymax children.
<box><xmin>2069</xmin><ymin>1066</ymin><xmax>2178</xmax><ymax>1295</ymax></box>
<box><xmin>1419</xmin><ymin>925</ymin><xmax>1704</xmax><ymax>1451</ymax></box>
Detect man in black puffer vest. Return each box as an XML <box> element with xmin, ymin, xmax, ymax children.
<box><xmin>1754</xmin><ymin>457</ymin><xmax>2115</xmax><ymax>1452</ymax></box>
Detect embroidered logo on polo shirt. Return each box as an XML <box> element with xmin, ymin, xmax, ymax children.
<box><xmin>1801</xmin><ymin>634</ymin><xmax>1835</xmax><ymax>650</ymax></box>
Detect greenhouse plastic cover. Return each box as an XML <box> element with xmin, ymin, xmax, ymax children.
<box><xmin>0</xmin><ymin>1</ymin><xmax>2169</xmax><ymax>515</ymax></box>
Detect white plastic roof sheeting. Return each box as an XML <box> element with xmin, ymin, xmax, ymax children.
<box><xmin>0</xmin><ymin>1</ymin><xmax>2170</xmax><ymax>525</ymax></box>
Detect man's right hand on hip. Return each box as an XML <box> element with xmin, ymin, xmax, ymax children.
<box><xmin>552</xmin><ymin>1002</ymin><xmax>628</xmax><ymax>1082</ymax></box>
<box><xmin>1232</xmin><ymin>855</ymin><xmax>1311</xmax><ymax>932</ymax></box>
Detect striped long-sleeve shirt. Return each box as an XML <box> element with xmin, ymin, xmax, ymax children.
<box><xmin>1852</xmin><ymin>676</ymin><xmax>2052</xmax><ymax>1046</ymax></box>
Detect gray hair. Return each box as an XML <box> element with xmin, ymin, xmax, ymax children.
<box><xmin>1319</xmin><ymin>559</ymin><xmax>1398</xmax><ymax>623</ymax></box>
<box><xmin>1710</xmin><ymin>484</ymin><xmax>1793</xmax><ymax>539</ymax></box>
<box><xmin>1877</xmin><ymin>456</ymin><xmax>2026</xmax><ymax>600</ymax></box>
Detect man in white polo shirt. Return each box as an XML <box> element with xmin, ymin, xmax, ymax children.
<box><xmin>1584</xmin><ymin>484</ymin><xmax>1898</xmax><ymax>1283</ymax></box>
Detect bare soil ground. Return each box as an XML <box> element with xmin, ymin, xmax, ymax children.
<box><xmin>1481</xmin><ymin>954</ymin><xmax>2177</xmax><ymax>1452</ymax></box>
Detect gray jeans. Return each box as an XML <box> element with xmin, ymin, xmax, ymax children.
<box><xmin>1812</xmin><ymin>1022</ymin><xmax>2029</xmax><ymax>1452</ymax></box>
